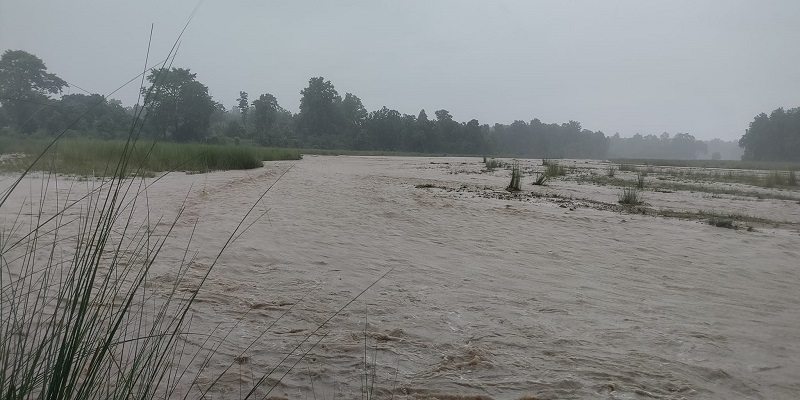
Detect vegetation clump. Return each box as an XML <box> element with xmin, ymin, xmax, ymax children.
<box><xmin>506</xmin><ymin>161</ymin><xmax>521</xmax><ymax>191</ymax></box>
<box><xmin>618</xmin><ymin>187</ymin><xmax>643</xmax><ymax>205</ymax></box>
<box><xmin>0</xmin><ymin>136</ymin><xmax>300</xmax><ymax>175</ymax></box>
<box><xmin>707</xmin><ymin>218</ymin><xmax>736</xmax><ymax>229</ymax></box>
<box><xmin>545</xmin><ymin>162</ymin><xmax>566</xmax><ymax>177</ymax></box>
<box><xmin>484</xmin><ymin>157</ymin><xmax>503</xmax><ymax>171</ymax></box>
<box><xmin>636</xmin><ymin>172</ymin><xmax>647</xmax><ymax>189</ymax></box>
<box><xmin>532</xmin><ymin>172</ymin><xmax>549</xmax><ymax>186</ymax></box>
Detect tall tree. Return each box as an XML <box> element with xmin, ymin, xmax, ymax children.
<box><xmin>236</xmin><ymin>91</ymin><xmax>249</xmax><ymax>125</ymax></box>
<box><xmin>340</xmin><ymin>93</ymin><xmax>367</xmax><ymax>137</ymax></box>
<box><xmin>142</xmin><ymin>68</ymin><xmax>215</xmax><ymax>142</ymax></box>
<box><xmin>739</xmin><ymin>107</ymin><xmax>800</xmax><ymax>161</ymax></box>
<box><xmin>297</xmin><ymin>77</ymin><xmax>343</xmax><ymax>136</ymax></box>
<box><xmin>251</xmin><ymin>93</ymin><xmax>278</xmax><ymax>135</ymax></box>
<box><xmin>0</xmin><ymin>50</ymin><xmax>67</xmax><ymax>132</ymax></box>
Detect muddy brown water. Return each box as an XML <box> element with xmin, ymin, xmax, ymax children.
<box><xmin>2</xmin><ymin>156</ymin><xmax>798</xmax><ymax>399</ymax></box>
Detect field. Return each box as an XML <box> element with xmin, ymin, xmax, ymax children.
<box><xmin>1</xmin><ymin>155</ymin><xmax>799</xmax><ymax>399</ymax></box>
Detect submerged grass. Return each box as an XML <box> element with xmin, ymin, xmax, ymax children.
<box><xmin>506</xmin><ymin>161</ymin><xmax>521</xmax><ymax>191</ymax></box>
<box><xmin>578</xmin><ymin>174</ymin><xmax>799</xmax><ymax>201</ymax></box>
<box><xmin>609</xmin><ymin>158</ymin><xmax>800</xmax><ymax>171</ymax></box>
<box><xmin>618</xmin><ymin>187</ymin><xmax>643</xmax><ymax>205</ymax></box>
<box><xmin>0</xmin><ymin>136</ymin><xmax>300</xmax><ymax>176</ymax></box>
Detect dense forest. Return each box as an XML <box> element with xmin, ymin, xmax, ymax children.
<box><xmin>0</xmin><ymin>49</ymin><xmax>765</xmax><ymax>161</ymax></box>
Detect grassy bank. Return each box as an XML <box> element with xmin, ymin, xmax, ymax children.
<box><xmin>609</xmin><ymin>158</ymin><xmax>800</xmax><ymax>171</ymax></box>
<box><xmin>0</xmin><ymin>136</ymin><xmax>301</xmax><ymax>175</ymax></box>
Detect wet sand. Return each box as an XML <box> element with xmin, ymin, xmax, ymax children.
<box><xmin>2</xmin><ymin>156</ymin><xmax>799</xmax><ymax>399</ymax></box>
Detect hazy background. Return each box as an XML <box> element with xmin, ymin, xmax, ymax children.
<box><xmin>1</xmin><ymin>0</ymin><xmax>798</xmax><ymax>140</ymax></box>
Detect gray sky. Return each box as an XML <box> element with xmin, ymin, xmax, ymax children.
<box><xmin>2</xmin><ymin>1</ymin><xmax>799</xmax><ymax>140</ymax></box>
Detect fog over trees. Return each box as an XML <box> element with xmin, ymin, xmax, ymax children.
<box><xmin>0</xmin><ymin>49</ymin><xmax>781</xmax><ymax>161</ymax></box>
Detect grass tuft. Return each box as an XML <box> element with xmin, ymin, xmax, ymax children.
<box><xmin>707</xmin><ymin>218</ymin><xmax>736</xmax><ymax>229</ymax></box>
<box><xmin>545</xmin><ymin>162</ymin><xmax>566</xmax><ymax>177</ymax></box>
<box><xmin>618</xmin><ymin>187</ymin><xmax>643</xmax><ymax>205</ymax></box>
<box><xmin>484</xmin><ymin>158</ymin><xmax>503</xmax><ymax>171</ymax></box>
<box><xmin>506</xmin><ymin>161</ymin><xmax>521</xmax><ymax>192</ymax></box>
<box><xmin>532</xmin><ymin>172</ymin><xmax>549</xmax><ymax>186</ymax></box>
<box><xmin>636</xmin><ymin>172</ymin><xmax>647</xmax><ymax>189</ymax></box>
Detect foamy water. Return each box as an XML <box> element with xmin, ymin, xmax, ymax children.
<box><xmin>2</xmin><ymin>156</ymin><xmax>798</xmax><ymax>399</ymax></box>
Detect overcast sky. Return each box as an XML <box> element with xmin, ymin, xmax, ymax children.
<box><xmin>2</xmin><ymin>1</ymin><xmax>798</xmax><ymax>140</ymax></box>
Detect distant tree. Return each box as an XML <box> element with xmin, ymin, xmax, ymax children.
<box><xmin>45</xmin><ymin>93</ymin><xmax>131</xmax><ymax>136</ymax></box>
<box><xmin>739</xmin><ymin>107</ymin><xmax>800</xmax><ymax>161</ymax></box>
<box><xmin>0</xmin><ymin>50</ymin><xmax>67</xmax><ymax>132</ymax></box>
<box><xmin>251</xmin><ymin>93</ymin><xmax>279</xmax><ymax>137</ymax></box>
<box><xmin>417</xmin><ymin>109</ymin><xmax>436</xmax><ymax>152</ymax></box>
<box><xmin>297</xmin><ymin>77</ymin><xmax>343</xmax><ymax>136</ymax></box>
<box><xmin>365</xmin><ymin>106</ymin><xmax>403</xmax><ymax>150</ymax></box>
<box><xmin>142</xmin><ymin>68</ymin><xmax>215</xmax><ymax>142</ymax></box>
<box><xmin>341</xmin><ymin>93</ymin><xmax>367</xmax><ymax>135</ymax></box>
<box><xmin>236</xmin><ymin>91</ymin><xmax>249</xmax><ymax>124</ymax></box>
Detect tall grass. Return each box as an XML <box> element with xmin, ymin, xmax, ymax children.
<box><xmin>506</xmin><ymin>161</ymin><xmax>521</xmax><ymax>191</ymax></box>
<box><xmin>0</xmin><ymin>136</ymin><xmax>301</xmax><ymax>176</ymax></box>
<box><xmin>484</xmin><ymin>157</ymin><xmax>503</xmax><ymax>171</ymax></box>
<box><xmin>618</xmin><ymin>187</ymin><xmax>643</xmax><ymax>205</ymax></box>
<box><xmin>545</xmin><ymin>162</ymin><xmax>566</xmax><ymax>177</ymax></box>
<box><xmin>635</xmin><ymin>172</ymin><xmax>646</xmax><ymax>189</ymax></box>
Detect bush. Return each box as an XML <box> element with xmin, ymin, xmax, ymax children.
<box><xmin>618</xmin><ymin>187</ymin><xmax>643</xmax><ymax>205</ymax></box>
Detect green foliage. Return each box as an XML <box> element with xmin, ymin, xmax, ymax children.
<box><xmin>46</xmin><ymin>94</ymin><xmax>132</xmax><ymax>137</ymax></box>
<box><xmin>740</xmin><ymin>107</ymin><xmax>800</xmax><ymax>162</ymax></box>
<box><xmin>298</xmin><ymin>77</ymin><xmax>343</xmax><ymax>137</ymax></box>
<box><xmin>142</xmin><ymin>68</ymin><xmax>216</xmax><ymax>142</ymax></box>
<box><xmin>606</xmin><ymin>164</ymin><xmax>616</xmax><ymax>177</ymax></box>
<box><xmin>236</xmin><ymin>90</ymin><xmax>249</xmax><ymax>124</ymax></box>
<box><xmin>618</xmin><ymin>187</ymin><xmax>643</xmax><ymax>205</ymax></box>
<box><xmin>506</xmin><ymin>161</ymin><xmax>521</xmax><ymax>191</ymax></box>
<box><xmin>0</xmin><ymin>50</ymin><xmax>68</xmax><ymax>132</ymax></box>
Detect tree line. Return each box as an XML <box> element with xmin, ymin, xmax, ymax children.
<box><xmin>0</xmin><ymin>49</ymin><xmax>781</xmax><ymax>161</ymax></box>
